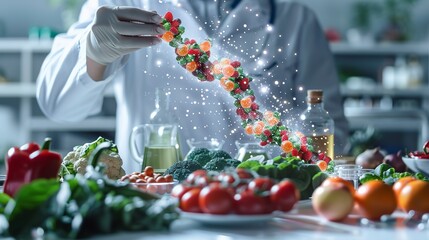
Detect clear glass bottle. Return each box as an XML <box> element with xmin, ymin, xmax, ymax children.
<box><xmin>149</xmin><ymin>88</ymin><xmax>183</xmax><ymax>161</ymax></box>
<box><xmin>299</xmin><ymin>90</ymin><xmax>335</xmax><ymax>159</ymax></box>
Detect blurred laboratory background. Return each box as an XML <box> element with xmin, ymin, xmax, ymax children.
<box><xmin>0</xmin><ymin>0</ymin><xmax>428</xmax><ymax>171</ymax></box>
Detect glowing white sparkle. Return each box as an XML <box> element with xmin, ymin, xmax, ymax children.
<box><xmin>263</xmin><ymin>50</ymin><xmax>268</xmax><ymax>55</ymax></box>
<box><xmin>156</xmin><ymin>60</ymin><xmax>162</xmax><ymax>66</ymax></box>
<box><xmin>299</xmin><ymin>86</ymin><xmax>303</xmax><ymax>91</ymax></box>
<box><xmin>278</xmin><ymin>48</ymin><xmax>282</xmax><ymax>52</ymax></box>
<box><xmin>260</xmin><ymin>85</ymin><xmax>269</xmax><ymax>94</ymax></box>
<box><xmin>266</xmin><ymin>25</ymin><xmax>273</xmax><ymax>31</ymax></box>
<box><xmin>274</xmin><ymin>81</ymin><xmax>279</xmax><ymax>85</ymax></box>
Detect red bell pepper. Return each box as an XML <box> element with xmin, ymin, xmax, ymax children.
<box><xmin>3</xmin><ymin>138</ymin><xmax>62</xmax><ymax>197</ymax></box>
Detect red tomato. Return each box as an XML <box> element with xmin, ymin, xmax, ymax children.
<box><xmin>171</xmin><ymin>184</ymin><xmax>191</xmax><ymax>199</ymax></box>
<box><xmin>270</xmin><ymin>180</ymin><xmax>300</xmax><ymax>212</ymax></box>
<box><xmin>199</xmin><ymin>184</ymin><xmax>234</xmax><ymax>214</ymax></box>
<box><xmin>236</xmin><ymin>168</ymin><xmax>254</xmax><ymax>180</ymax></box>
<box><xmin>186</xmin><ymin>170</ymin><xmax>207</xmax><ymax>184</ymax></box>
<box><xmin>234</xmin><ymin>190</ymin><xmax>271</xmax><ymax>215</ymax></box>
<box><xmin>180</xmin><ymin>188</ymin><xmax>202</xmax><ymax>213</ymax></box>
<box><xmin>217</xmin><ymin>173</ymin><xmax>236</xmax><ymax>185</ymax></box>
<box><xmin>248</xmin><ymin>177</ymin><xmax>275</xmax><ymax>193</ymax></box>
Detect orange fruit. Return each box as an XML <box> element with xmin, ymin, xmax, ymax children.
<box><xmin>212</xmin><ymin>63</ymin><xmax>223</xmax><ymax>75</ymax></box>
<box><xmin>281</xmin><ymin>140</ymin><xmax>293</xmax><ymax>153</ymax></box>
<box><xmin>220</xmin><ymin>58</ymin><xmax>231</xmax><ymax>65</ymax></box>
<box><xmin>322</xmin><ymin>176</ymin><xmax>355</xmax><ymax>195</ymax></box>
<box><xmin>397</xmin><ymin>180</ymin><xmax>429</xmax><ymax>214</ymax></box>
<box><xmin>264</xmin><ymin>111</ymin><xmax>274</xmax><ymax>120</ymax></box>
<box><xmin>222</xmin><ymin>65</ymin><xmax>235</xmax><ymax>77</ymax></box>
<box><xmin>186</xmin><ymin>61</ymin><xmax>197</xmax><ymax>72</ymax></box>
<box><xmin>161</xmin><ymin>31</ymin><xmax>174</xmax><ymax>42</ymax></box>
<box><xmin>223</xmin><ymin>80</ymin><xmax>235</xmax><ymax>91</ymax></box>
<box><xmin>244</xmin><ymin>125</ymin><xmax>253</xmax><ymax>135</ymax></box>
<box><xmin>392</xmin><ymin>176</ymin><xmax>416</xmax><ymax>199</ymax></box>
<box><xmin>354</xmin><ymin>180</ymin><xmax>397</xmax><ymax>221</ymax></box>
<box><xmin>253</xmin><ymin>124</ymin><xmax>264</xmax><ymax>135</ymax></box>
<box><xmin>176</xmin><ymin>45</ymin><xmax>189</xmax><ymax>56</ymax></box>
<box><xmin>199</xmin><ymin>41</ymin><xmax>211</xmax><ymax>52</ymax></box>
<box><xmin>240</xmin><ymin>97</ymin><xmax>252</xmax><ymax>109</ymax></box>
<box><xmin>267</xmin><ymin>117</ymin><xmax>279</xmax><ymax>126</ymax></box>
<box><xmin>316</xmin><ymin>160</ymin><xmax>328</xmax><ymax>171</ymax></box>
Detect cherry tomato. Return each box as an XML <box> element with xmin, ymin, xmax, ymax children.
<box><xmin>171</xmin><ymin>184</ymin><xmax>191</xmax><ymax>199</ymax></box>
<box><xmin>236</xmin><ymin>168</ymin><xmax>254</xmax><ymax>180</ymax></box>
<box><xmin>180</xmin><ymin>188</ymin><xmax>202</xmax><ymax>213</ymax></box>
<box><xmin>199</xmin><ymin>184</ymin><xmax>234</xmax><ymax>214</ymax></box>
<box><xmin>270</xmin><ymin>180</ymin><xmax>300</xmax><ymax>212</ymax></box>
<box><xmin>248</xmin><ymin>177</ymin><xmax>275</xmax><ymax>193</ymax></box>
<box><xmin>186</xmin><ymin>170</ymin><xmax>208</xmax><ymax>185</ymax></box>
<box><xmin>217</xmin><ymin>173</ymin><xmax>237</xmax><ymax>185</ymax></box>
<box><xmin>234</xmin><ymin>190</ymin><xmax>270</xmax><ymax>215</ymax></box>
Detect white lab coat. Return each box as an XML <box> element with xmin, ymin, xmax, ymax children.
<box><xmin>37</xmin><ymin>0</ymin><xmax>349</xmax><ymax>173</ymax></box>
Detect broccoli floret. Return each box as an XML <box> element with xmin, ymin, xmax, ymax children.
<box><xmin>186</xmin><ymin>148</ymin><xmax>210</xmax><ymax>161</ymax></box>
<box><xmin>209</xmin><ymin>150</ymin><xmax>232</xmax><ymax>159</ymax></box>
<box><xmin>164</xmin><ymin>160</ymin><xmax>203</xmax><ymax>181</ymax></box>
<box><xmin>225</xmin><ymin>158</ymin><xmax>241</xmax><ymax>168</ymax></box>
<box><xmin>193</xmin><ymin>153</ymin><xmax>212</xmax><ymax>166</ymax></box>
<box><xmin>203</xmin><ymin>158</ymin><xmax>228</xmax><ymax>172</ymax></box>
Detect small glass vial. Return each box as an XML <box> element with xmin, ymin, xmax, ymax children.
<box><xmin>299</xmin><ymin>90</ymin><xmax>335</xmax><ymax>159</ymax></box>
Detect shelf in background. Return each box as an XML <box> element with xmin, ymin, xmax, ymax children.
<box><xmin>341</xmin><ymin>86</ymin><xmax>429</xmax><ymax>98</ymax></box>
<box><xmin>0</xmin><ymin>82</ymin><xmax>115</xmax><ymax>98</ymax></box>
<box><xmin>30</xmin><ymin>116</ymin><xmax>116</xmax><ymax>131</ymax></box>
<box><xmin>331</xmin><ymin>42</ymin><xmax>429</xmax><ymax>56</ymax></box>
<box><xmin>345</xmin><ymin>108</ymin><xmax>428</xmax><ymax>148</ymax></box>
<box><xmin>0</xmin><ymin>38</ymin><xmax>53</xmax><ymax>52</ymax></box>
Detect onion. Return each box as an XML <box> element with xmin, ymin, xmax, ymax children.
<box><xmin>355</xmin><ymin>147</ymin><xmax>384</xmax><ymax>169</ymax></box>
<box><xmin>383</xmin><ymin>151</ymin><xmax>406</xmax><ymax>172</ymax></box>
<box><xmin>311</xmin><ymin>183</ymin><xmax>354</xmax><ymax>221</ymax></box>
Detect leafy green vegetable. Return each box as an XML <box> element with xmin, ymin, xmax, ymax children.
<box><xmin>312</xmin><ymin>172</ymin><xmax>330</xmax><ymax>190</ymax></box>
<box><xmin>0</xmin><ymin>142</ymin><xmax>179</xmax><ymax>239</ymax></box>
<box><xmin>374</xmin><ymin>163</ymin><xmax>393</xmax><ymax>178</ymax></box>
<box><xmin>0</xmin><ymin>194</ymin><xmax>11</xmax><ymax>215</ymax></box>
<box><xmin>359</xmin><ymin>173</ymin><xmax>382</xmax><ymax>184</ymax></box>
<box><xmin>237</xmin><ymin>160</ymin><xmax>261</xmax><ymax>169</ymax></box>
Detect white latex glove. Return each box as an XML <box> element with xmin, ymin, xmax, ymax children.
<box><xmin>86</xmin><ymin>6</ymin><xmax>165</xmax><ymax>65</ymax></box>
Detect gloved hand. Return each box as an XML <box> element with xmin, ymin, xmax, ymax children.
<box><xmin>86</xmin><ymin>6</ymin><xmax>165</xmax><ymax>65</ymax></box>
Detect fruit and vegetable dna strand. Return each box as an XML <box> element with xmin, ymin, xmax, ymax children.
<box><xmin>160</xmin><ymin>11</ymin><xmax>314</xmax><ymax>161</ymax></box>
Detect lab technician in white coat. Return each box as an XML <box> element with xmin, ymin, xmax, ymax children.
<box><xmin>37</xmin><ymin>0</ymin><xmax>349</xmax><ymax>173</ymax></box>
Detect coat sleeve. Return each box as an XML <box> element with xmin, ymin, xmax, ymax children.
<box><xmin>292</xmin><ymin>5</ymin><xmax>350</xmax><ymax>154</ymax></box>
<box><xmin>36</xmin><ymin>0</ymin><xmax>127</xmax><ymax>122</ymax></box>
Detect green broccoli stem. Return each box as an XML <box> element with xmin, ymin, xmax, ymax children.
<box><xmin>88</xmin><ymin>142</ymin><xmax>113</xmax><ymax>169</ymax></box>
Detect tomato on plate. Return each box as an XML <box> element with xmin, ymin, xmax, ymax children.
<box><xmin>270</xmin><ymin>180</ymin><xmax>300</xmax><ymax>212</ymax></box>
<box><xmin>398</xmin><ymin>180</ymin><xmax>429</xmax><ymax>214</ymax></box>
<box><xmin>199</xmin><ymin>183</ymin><xmax>234</xmax><ymax>214</ymax></box>
<box><xmin>248</xmin><ymin>177</ymin><xmax>275</xmax><ymax>193</ymax></box>
<box><xmin>354</xmin><ymin>180</ymin><xmax>397</xmax><ymax>221</ymax></box>
<box><xmin>180</xmin><ymin>188</ymin><xmax>202</xmax><ymax>213</ymax></box>
<box><xmin>171</xmin><ymin>184</ymin><xmax>191</xmax><ymax>199</ymax></box>
<box><xmin>234</xmin><ymin>189</ymin><xmax>271</xmax><ymax>215</ymax></box>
